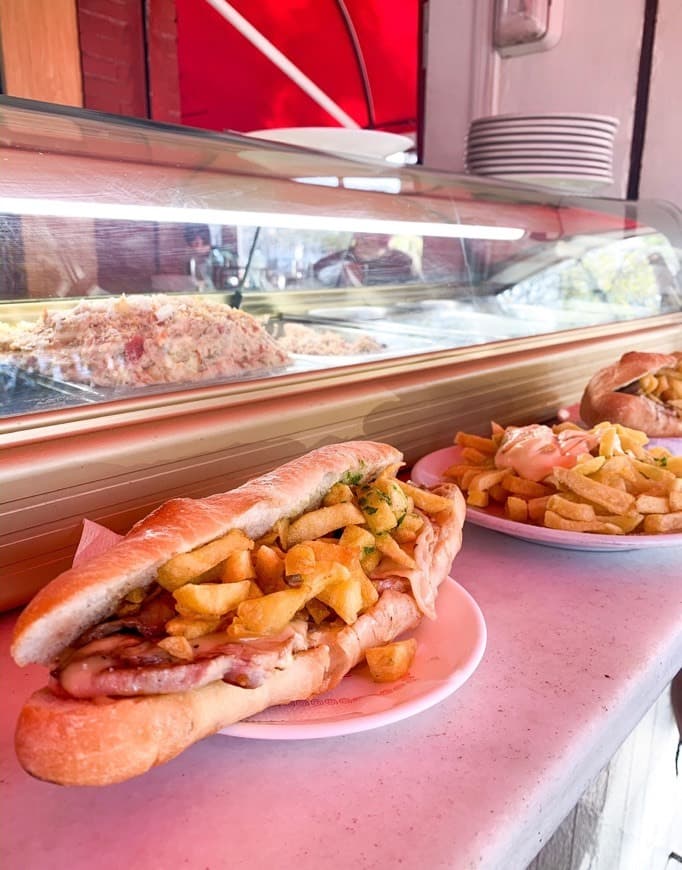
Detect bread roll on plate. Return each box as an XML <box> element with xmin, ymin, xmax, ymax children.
<box><xmin>580</xmin><ymin>351</ymin><xmax>682</xmax><ymax>436</ymax></box>
<box><xmin>11</xmin><ymin>441</ymin><xmax>465</xmax><ymax>786</ymax></box>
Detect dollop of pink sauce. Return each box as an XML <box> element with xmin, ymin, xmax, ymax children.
<box><xmin>494</xmin><ymin>424</ymin><xmax>599</xmax><ymax>482</ymax></box>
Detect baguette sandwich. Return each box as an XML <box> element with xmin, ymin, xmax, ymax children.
<box><xmin>580</xmin><ymin>351</ymin><xmax>682</xmax><ymax>436</ymax></box>
<box><xmin>11</xmin><ymin>441</ymin><xmax>465</xmax><ymax>786</ymax></box>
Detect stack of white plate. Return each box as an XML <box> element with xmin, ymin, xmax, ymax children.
<box><xmin>466</xmin><ymin>113</ymin><xmax>618</xmax><ymax>192</ymax></box>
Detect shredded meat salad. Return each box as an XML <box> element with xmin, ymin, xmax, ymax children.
<box><xmin>5</xmin><ymin>295</ymin><xmax>290</xmax><ymax>387</ymax></box>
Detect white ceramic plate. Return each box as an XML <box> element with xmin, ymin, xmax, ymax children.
<box><xmin>245</xmin><ymin>128</ymin><xmax>414</xmax><ymax>160</ymax></box>
<box><xmin>220</xmin><ymin>577</ymin><xmax>487</xmax><ymax>739</ymax></box>
<box><xmin>411</xmin><ymin>446</ymin><xmax>682</xmax><ymax>552</ymax></box>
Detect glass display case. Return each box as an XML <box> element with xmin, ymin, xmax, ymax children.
<box><xmin>1</xmin><ymin>96</ymin><xmax>681</xmax><ymax>424</ymax></box>
<box><xmin>2</xmin><ymin>97</ymin><xmax>682</xmax><ymax>611</ymax></box>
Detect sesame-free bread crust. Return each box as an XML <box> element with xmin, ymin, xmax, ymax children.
<box><xmin>580</xmin><ymin>351</ymin><xmax>682</xmax><ymax>436</ymax></box>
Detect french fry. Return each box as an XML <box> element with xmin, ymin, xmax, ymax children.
<box><xmin>173</xmin><ymin>579</ymin><xmax>252</xmax><ymax>616</ymax></box>
<box><xmin>323</xmin><ymin>482</ymin><xmax>354</xmax><ymax>506</ymax></box>
<box><xmin>165</xmin><ymin>614</ymin><xmax>221</xmax><ymax>639</ymax></box>
<box><xmin>306</xmin><ymin>598</ymin><xmax>331</xmax><ymax>624</ymax></box>
<box><xmin>527</xmin><ymin>495</ymin><xmax>550</xmax><ymax>523</ymax></box>
<box><xmin>670</xmin><ymin>490</ymin><xmax>682</xmax><ymax>512</ymax></box>
<box><xmin>365</xmin><ymin>638</ymin><xmax>417</xmax><ymax>683</ymax></box>
<box><xmin>157</xmin><ymin>636</ymin><xmax>194</xmax><ymax>661</ymax></box>
<box><xmin>287</xmin><ymin>502</ymin><xmax>365</xmax><ymax>547</ymax></box>
<box><xmin>635</xmin><ymin>494</ymin><xmax>670</xmax><ymax>514</ymax></box>
<box><xmin>393</xmin><ymin>511</ymin><xmax>425</xmax><ymax>543</ymax></box>
<box><xmin>460</xmin><ymin>446</ymin><xmax>490</xmax><ymax>464</ymax></box>
<box><xmin>467</xmin><ymin>489</ymin><xmax>489</xmax><ymax>508</ymax></box>
<box><xmin>375</xmin><ymin>533</ymin><xmax>416</xmax><ymax>569</ymax></box>
<box><xmin>547</xmin><ymin>494</ymin><xmax>596</xmax><ymax>522</ymax></box>
<box><xmin>544</xmin><ymin>510</ymin><xmax>624</xmax><ymax>535</ymax></box>
<box><xmin>642</xmin><ymin>511</ymin><xmax>682</xmax><ymax>533</ymax></box>
<box><xmin>236</xmin><ymin>587</ymin><xmax>309</xmax><ymax>635</ymax></box>
<box><xmin>503</xmin><ymin>475</ymin><xmax>552</xmax><ymax>499</ymax></box>
<box><xmin>469</xmin><ymin>468</ymin><xmax>510</xmax><ymax>491</ymax></box>
<box><xmin>316</xmin><ymin>574</ymin><xmax>364</xmax><ymax>624</ymax></box>
<box><xmin>398</xmin><ymin>480</ymin><xmax>454</xmax><ymax>514</ymax></box>
<box><xmin>284</xmin><ymin>544</ymin><xmax>317</xmax><ymax>577</ymax></box>
<box><xmin>505</xmin><ymin>496</ymin><xmax>528</xmax><ymax>523</ymax></box>
<box><xmin>158</xmin><ymin>529</ymin><xmax>253</xmax><ymax>591</ymax></box>
<box><xmin>552</xmin><ymin>467</ymin><xmax>636</xmax><ymax>515</ymax></box>
<box><xmin>220</xmin><ymin>549</ymin><xmax>256</xmax><ymax>583</ymax></box>
<box><xmin>254</xmin><ymin>545</ymin><xmax>287</xmax><ymax>594</ymax></box>
<box><xmin>454</xmin><ymin>431</ymin><xmax>497</xmax><ymax>454</ymax></box>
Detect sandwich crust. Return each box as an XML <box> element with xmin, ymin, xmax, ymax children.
<box><xmin>580</xmin><ymin>351</ymin><xmax>682</xmax><ymax>436</ymax></box>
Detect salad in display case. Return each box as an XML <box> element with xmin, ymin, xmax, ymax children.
<box><xmin>1</xmin><ymin>97</ymin><xmax>682</xmax><ymax>609</ymax></box>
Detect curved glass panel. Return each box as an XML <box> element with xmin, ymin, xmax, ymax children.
<box><xmin>1</xmin><ymin>97</ymin><xmax>681</xmax><ymax>419</ymax></box>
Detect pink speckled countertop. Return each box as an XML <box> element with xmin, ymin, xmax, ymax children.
<box><xmin>1</xmin><ymin>524</ymin><xmax>681</xmax><ymax>870</ymax></box>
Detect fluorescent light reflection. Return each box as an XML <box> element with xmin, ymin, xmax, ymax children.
<box><xmin>0</xmin><ymin>196</ymin><xmax>525</xmax><ymax>241</ymax></box>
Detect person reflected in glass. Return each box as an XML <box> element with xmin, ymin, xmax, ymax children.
<box><xmin>313</xmin><ymin>232</ymin><xmax>416</xmax><ymax>287</ymax></box>
<box><xmin>184</xmin><ymin>223</ymin><xmax>227</xmax><ymax>291</ymax></box>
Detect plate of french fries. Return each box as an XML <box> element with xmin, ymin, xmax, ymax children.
<box><xmin>220</xmin><ymin>576</ymin><xmax>487</xmax><ymax>739</ymax></box>
<box><xmin>411</xmin><ymin>422</ymin><xmax>682</xmax><ymax>552</ymax></box>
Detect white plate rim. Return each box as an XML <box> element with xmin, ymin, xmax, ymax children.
<box><xmin>411</xmin><ymin>445</ymin><xmax>682</xmax><ymax>552</ymax></box>
<box><xmin>470</xmin><ymin>120</ymin><xmax>618</xmax><ymax>134</ymax></box>
<box><xmin>466</xmin><ymin>131</ymin><xmax>616</xmax><ymax>143</ymax></box>
<box><xmin>471</xmin><ymin>112</ymin><xmax>619</xmax><ymax>124</ymax></box>
<box><xmin>219</xmin><ymin>576</ymin><xmax>487</xmax><ymax>740</ymax></box>
<box><xmin>467</xmin><ymin>146</ymin><xmax>614</xmax><ymax>157</ymax></box>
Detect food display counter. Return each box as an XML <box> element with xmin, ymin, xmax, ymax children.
<box><xmin>1</xmin><ymin>99</ymin><xmax>682</xmax><ymax>868</ymax></box>
<box><xmin>2</xmin><ymin>97</ymin><xmax>682</xmax><ymax>610</ymax></box>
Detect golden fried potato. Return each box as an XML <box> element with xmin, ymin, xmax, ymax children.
<box><xmin>642</xmin><ymin>511</ymin><xmax>682</xmax><ymax>533</ymax></box>
<box><xmin>375</xmin><ymin>533</ymin><xmax>416</xmax><ymax>569</ymax></box>
<box><xmin>323</xmin><ymin>483</ymin><xmax>354</xmax><ymax>506</ymax></box>
<box><xmin>454</xmin><ymin>431</ymin><xmax>497</xmax><ymax>454</ymax></box>
<box><xmin>157</xmin><ymin>636</ymin><xmax>194</xmax><ymax>661</ymax></box>
<box><xmin>505</xmin><ymin>496</ymin><xmax>528</xmax><ymax>523</ymax></box>
<box><xmin>221</xmin><ymin>549</ymin><xmax>256</xmax><ymax>583</ymax></box>
<box><xmin>393</xmin><ymin>512</ymin><xmax>425</xmax><ymax>544</ymax></box>
<box><xmin>317</xmin><ymin>575</ymin><xmax>364</xmax><ymax>624</ymax></box>
<box><xmin>236</xmin><ymin>587</ymin><xmax>308</xmax><ymax>635</ymax></box>
<box><xmin>254</xmin><ymin>544</ymin><xmax>287</xmax><ymax>594</ymax></box>
<box><xmin>284</xmin><ymin>544</ymin><xmax>317</xmax><ymax>577</ymax></box>
<box><xmin>547</xmin><ymin>494</ymin><xmax>596</xmax><ymax>522</ymax></box>
<box><xmin>365</xmin><ymin>638</ymin><xmax>418</xmax><ymax>683</ymax></box>
<box><xmin>287</xmin><ymin>502</ymin><xmax>365</xmax><ymax>546</ymax></box>
<box><xmin>165</xmin><ymin>614</ymin><xmax>221</xmax><ymax>639</ymax></box>
<box><xmin>158</xmin><ymin>529</ymin><xmax>253</xmax><ymax>591</ymax></box>
<box><xmin>173</xmin><ymin>579</ymin><xmax>252</xmax><ymax>616</ymax></box>
<box><xmin>398</xmin><ymin>480</ymin><xmax>454</xmax><ymax>515</ymax></box>
<box><xmin>552</xmin><ymin>467</ymin><xmax>636</xmax><ymax>515</ymax></box>
<box><xmin>544</xmin><ymin>510</ymin><xmax>624</xmax><ymax>535</ymax></box>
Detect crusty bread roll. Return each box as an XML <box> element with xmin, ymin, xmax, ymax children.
<box><xmin>11</xmin><ymin>441</ymin><xmax>466</xmax><ymax>786</ymax></box>
<box><xmin>580</xmin><ymin>351</ymin><xmax>682</xmax><ymax>436</ymax></box>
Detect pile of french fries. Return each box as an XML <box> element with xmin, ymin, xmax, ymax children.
<box><xmin>638</xmin><ymin>357</ymin><xmax>682</xmax><ymax>410</ymax></box>
<box><xmin>120</xmin><ymin>471</ymin><xmax>453</xmax><ymax>682</ymax></box>
<box><xmin>446</xmin><ymin>421</ymin><xmax>682</xmax><ymax>535</ymax></box>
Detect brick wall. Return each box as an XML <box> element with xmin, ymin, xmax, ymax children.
<box><xmin>76</xmin><ymin>0</ymin><xmax>180</xmax><ymax>123</ymax></box>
